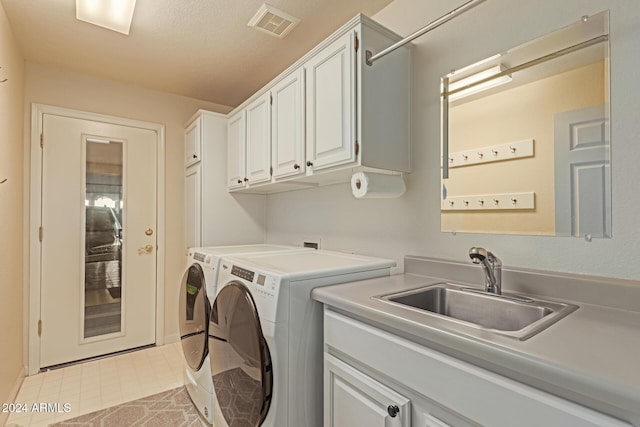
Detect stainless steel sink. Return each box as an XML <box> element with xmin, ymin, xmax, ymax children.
<box><xmin>376</xmin><ymin>283</ymin><xmax>578</xmax><ymax>340</ymax></box>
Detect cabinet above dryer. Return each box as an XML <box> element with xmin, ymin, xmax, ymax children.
<box><xmin>227</xmin><ymin>14</ymin><xmax>411</xmax><ymax>194</ymax></box>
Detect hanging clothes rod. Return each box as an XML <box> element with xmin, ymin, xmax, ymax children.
<box><xmin>366</xmin><ymin>0</ymin><xmax>487</xmax><ymax>66</ymax></box>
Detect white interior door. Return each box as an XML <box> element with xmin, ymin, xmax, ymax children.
<box><xmin>554</xmin><ymin>105</ymin><xmax>611</xmax><ymax>238</ymax></box>
<box><xmin>40</xmin><ymin>113</ymin><xmax>157</xmax><ymax>368</ymax></box>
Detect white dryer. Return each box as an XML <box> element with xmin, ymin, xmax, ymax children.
<box><xmin>209</xmin><ymin>250</ymin><xmax>395</xmax><ymax>426</ymax></box>
<box><xmin>179</xmin><ymin>244</ymin><xmax>310</xmax><ymax>424</ymax></box>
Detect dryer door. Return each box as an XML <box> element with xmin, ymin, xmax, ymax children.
<box><xmin>179</xmin><ymin>263</ymin><xmax>209</xmax><ymax>371</ymax></box>
<box><xmin>209</xmin><ymin>282</ymin><xmax>272</xmax><ymax>426</ymax></box>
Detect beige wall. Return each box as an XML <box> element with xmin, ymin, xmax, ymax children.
<box><xmin>443</xmin><ymin>61</ymin><xmax>605</xmax><ymax>234</ymax></box>
<box><xmin>23</xmin><ymin>62</ymin><xmax>236</xmax><ymax>343</ymax></box>
<box><xmin>0</xmin><ymin>0</ymin><xmax>25</xmax><ymax>418</ymax></box>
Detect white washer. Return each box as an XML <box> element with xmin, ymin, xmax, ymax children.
<box><xmin>179</xmin><ymin>244</ymin><xmax>310</xmax><ymax>424</ymax></box>
<box><xmin>209</xmin><ymin>250</ymin><xmax>395</xmax><ymax>427</ymax></box>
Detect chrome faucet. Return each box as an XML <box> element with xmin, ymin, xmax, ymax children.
<box><xmin>469</xmin><ymin>247</ymin><xmax>502</xmax><ymax>295</ymax></box>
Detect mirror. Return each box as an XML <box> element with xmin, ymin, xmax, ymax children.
<box><xmin>440</xmin><ymin>11</ymin><xmax>610</xmax><ymax>238</ymax></box>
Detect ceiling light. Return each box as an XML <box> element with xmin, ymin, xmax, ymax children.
<box><xmin>248</xmin><ymin>4</ymin><xmax>300</xmax><ymax>39</ymax></box>
<box><xmin>76</xmin><ymin>0</ymin><xmax>137</xmax><ymax>35</ymax></box>
<box><xmin>447</xmin><ymin>65</ymin><xmax>512</xmax><ymax>101</ymax></box>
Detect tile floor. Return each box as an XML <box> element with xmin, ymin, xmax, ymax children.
<box><xmin>6</xmin><ymin>342</ymin><xmax>184</xmax><ymax>427</ymax></box>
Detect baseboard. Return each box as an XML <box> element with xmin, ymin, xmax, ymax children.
<box><xmin>163</xmin><ymin>333</ymin><xmax>180</xmax><ymax>344</ymax></box>
<box><xmin>0</xmin><ymin>368</ymin><xmax>25</xmax><ymax>426</ymax></box>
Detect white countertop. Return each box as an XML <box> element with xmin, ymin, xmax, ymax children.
<box><xmin>312</xmin><ymin>271</ymin><xmax>640</xmax><ymax>425</ymax></box>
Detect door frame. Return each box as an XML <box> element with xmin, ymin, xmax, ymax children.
<box><xmin>27</xmin><ymin>103</ymin><xmax>166</xmax><ymax>375</ymax></box>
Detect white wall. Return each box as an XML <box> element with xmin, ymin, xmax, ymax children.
<box><xmin>23</xmin><ymin>63</ymin><xmax>263</xmax><ymax>342</ymax></box>
<box><xmin>266</xmin><ymin>0</ymin><xmax>640</xmax><ymax>281</ymax></box>
<box><xmin>0</xmin><ymin>0</ymin><xmax>25</xmax><ymax>418</ymax></box>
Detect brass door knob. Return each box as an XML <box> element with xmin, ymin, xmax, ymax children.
<box><xmin>138</xmin><ymin>244</ymin><xmax>154</xmax><ymax>254</ymax></box>
<box><xmin>145</xmin><ymin>228</ymin><xmax>154</xmax><ymax>236</ymax></box>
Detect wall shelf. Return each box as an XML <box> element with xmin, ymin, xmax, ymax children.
<box><xmin>448</xmin><ymin>138</ymin><xmax>534</xmax><ymax>168</ymax></box>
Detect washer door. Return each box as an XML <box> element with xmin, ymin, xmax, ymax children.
<box><xmin>179</xmin><ymin>263</ymin><xmax>209</xmax><ymax>371</ymax></box>
<box><xmin>209</xmin><ymin>282</ymin><xmax>272</xmax><ymax>426</ymax></box>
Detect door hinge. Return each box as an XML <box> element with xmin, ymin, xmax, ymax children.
<box><xmin>355</xmin><ymin>140</ymin><xmax>360</xmax><ymax>157</ymax></box>
<box><xmin>270</xmin><ymin>166</ymin><xmax>273</xmax><ymax>176</ymax></box>
<box><xmin>38</xmin><ymin>320</ymin><xmax>42</xmax><ymax>337</ymax></box>
<box><xmin>270</xmin><ymin>94</ymin><xmax>273</xmax><ymax>105</ymax></box>
<box><xmin>39</xmin><ymin>226</ymin><xmax>43</xmax><ymax>242</ymax></box>
<box><xmin>40</xmin><ymin>133</ymin><xmax>44</xmax><ymax>148</ymax></box>
<box><xmin>354</xmin><ymin>34</ymin><xmax>359</xmax><ymax>53</ymax></box>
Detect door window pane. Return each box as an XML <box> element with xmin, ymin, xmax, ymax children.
<box><xmin>84</xmin><ymin>140</ymin><xmax>123</xmax><ymax>338</ymax></box>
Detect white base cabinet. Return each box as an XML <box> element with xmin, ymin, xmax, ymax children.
<box><xmin>325</xmin><ymin>353</ymin><xmax>411</xmax><ymax>427</ymax></box>
<box><xmin>323</xmin><ymin>309</ymin><xmax>631</xmax><ymax>427</ymax></box>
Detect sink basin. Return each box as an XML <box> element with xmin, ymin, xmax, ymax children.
<box><xmin>376</xmin><ymin>283</ymin><xmax>578</xmax><ymax>340</ymax></box>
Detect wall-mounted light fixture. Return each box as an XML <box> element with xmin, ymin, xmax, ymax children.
<box><xmin>448</xmin><ymin>65</ymin><xmax>512</xmax><ymax>101</ymax></box>
<box><xmin>76</xmin><ymin>0</ymin><xmax>137</xmax><ymax>35</ymax></box>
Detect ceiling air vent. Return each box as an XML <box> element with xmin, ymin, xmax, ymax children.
<box><xmin>248</xmin><ymin>3</ymin><xmax>300</xmax><ymax>39</ymax></box>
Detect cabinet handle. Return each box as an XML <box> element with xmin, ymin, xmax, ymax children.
<box><xmin>237</xmin><ymin>179</ymin><xmax>243</xmax><ymax>184</ymax></box>
<box><xmin>294</xmin><ymin>163</ymin><xmax>300</xmax><ymax>170</ymax></box>
<box><xmin>306</xmin><ymin>161</ymin><xmax>313</xmax><ymax>167</ymax></box>
<box><xmin>244</xmin><ymin>178</ymin><xmax>249</xmax><ymax>182</ymax></box>
<box><xmin>193</xmin><ymin>154</ymin><xmax>198</xmax><ymax>159</ymax></box>
<box><xmin>387</xmin><ymin>405</ymin><xmax>400</xmax><ymax>418</ymax></box>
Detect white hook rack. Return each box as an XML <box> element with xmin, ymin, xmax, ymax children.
<box><xmin>441</xmin><ymin>192</ymin><xmax>535</xmax><ymax>211</ymax></box>
<box><xmin>447</xmin><ymin>138</ymin><xmax>534</xmax><ymax>168</ymax></box>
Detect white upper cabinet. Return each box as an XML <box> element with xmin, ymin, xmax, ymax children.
<box><xmin>226</xmin><ymin>14</ymin><xmax>411</xmax><ymax>193</ymax></box>
<box><xmin>185</xmin><ymin>117</ymin><xmax>201</xmax><ymax>167</ymax></box>
<box><xmin>245</xmin><ymin>92</ymin><xmax>272</xmax><ymax>184</ymax></box>
<box><xmin>305</xmin><ymin>31</ymin><xmax>356</xmax><ymax>172</ymax></box>
<box><xmin>271</xmin><ymin>68</ymin><xmax>305</xmax><ymax>179</ymax></box>
<box><xmin>227</xmin><ymin>110</ymin><xmax>246</xmax><ymax>189</ymax></box>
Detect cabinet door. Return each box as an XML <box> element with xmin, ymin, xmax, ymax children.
<box><xmin>324</xmin><ymin>353</ymin><xmax>410</xmax><ymax>427</ymax></box>
<box><xmin>227</xmin><ymin>110</ymin><xmax>246</xmax><ymax>189</ymax></box>
<box><xmin>185</xmin><ymin>164</ymin><xmax>201</xmax><ymax>249</ymax></box>
<box><xmin>305</xmin><ymin>31</ymin><xmax>357</xmax><ymax>172</ymax></box>
<box><xmin>185</xmin><ymin>117</ymin><xmax>201</xmax><ymax>167</ymax></box>
<box><xmin>245</xmin><ymin>93</ymin><xmax>272</xmax><ymax>184</ymax></box>
<box><xmin>272</xmin><ymin>68</ymin><xmax>305</xmax><ymax>179</ymax></box>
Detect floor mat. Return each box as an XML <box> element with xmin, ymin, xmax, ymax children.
<box><xmin>49</xmin><ymin>387</ymin><xmax>201</xmax><ymax>427</ymax></box>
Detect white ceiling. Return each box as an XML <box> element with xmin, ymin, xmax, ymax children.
<box><xmin>1</xmin><ymin>0</ymin><xmax>394</xmax><ymax>108</ymax></box>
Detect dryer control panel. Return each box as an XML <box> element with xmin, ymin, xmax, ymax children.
<box><xmin>231</xmin><ymin>265</ymin><xmax>255</xmax><ymax>282</ymax></box>
<box><xmin>222</xmin><ymin>263</ymin><xmax>281</xmax><ymax>322</ymax></box>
